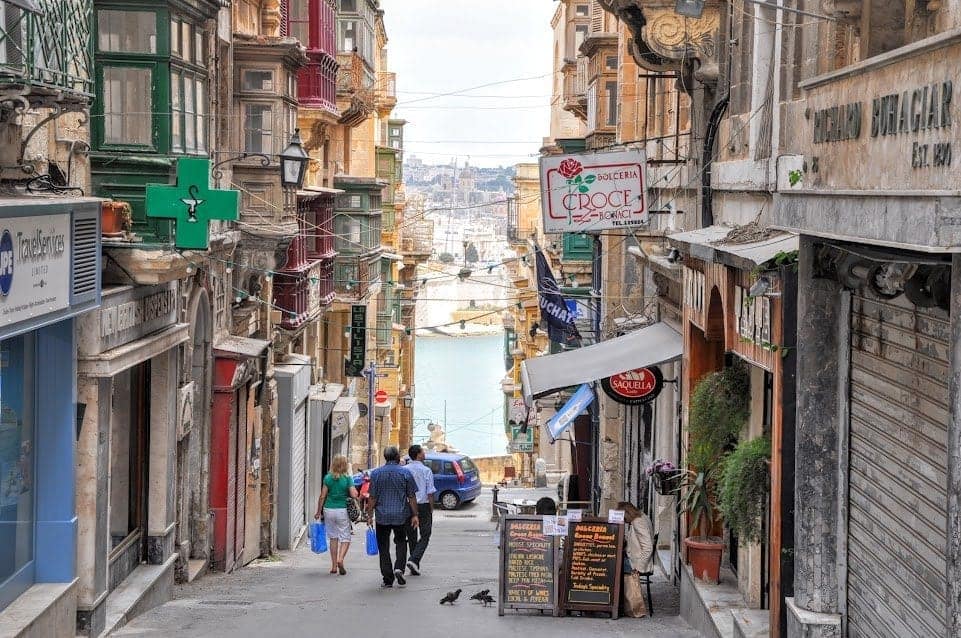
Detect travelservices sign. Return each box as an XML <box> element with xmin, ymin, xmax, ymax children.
<box><xmin>539</xmin><ymin>150</ymin><xmax>649</xmax><ymax>233</ymax></box>
<box><xmin>0</xmin><ymin>214</ymin><xmax>71</xmax><ymax>328</ymax></box>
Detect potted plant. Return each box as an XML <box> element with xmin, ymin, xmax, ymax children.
<box><xmin>645</xmin><ymin>458</ymin><xmax>681</xmax><ymax>495</ymax></box>
<box><xmin>717</xmin><ymin>436</ymin><xmax>771</xmax><ymax>544</ymax></box>
<box><xmin>101</xmin><ymin>201</ymin><xmax>132</xmax><ymax>238</ymax></box>
<box><xmin>680</xmin><ymin>363</ymin><xmax>750</xmax><ymax>583</ymax></box>
<box><xmin>680</xmin><ymin>465</ymin><xmax>723</xmax><ymax>582</ymax></box>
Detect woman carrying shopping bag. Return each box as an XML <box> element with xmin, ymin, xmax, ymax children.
<box><xmin>314</xmin><ymin>454</ymin><xmax>359</xmax><ymax>575</ymax></box>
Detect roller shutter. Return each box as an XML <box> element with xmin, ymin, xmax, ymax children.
<box><xmin>846</xmin><ymin>293</ymin><xmax>949</xmax><ymax>638</ymax></box>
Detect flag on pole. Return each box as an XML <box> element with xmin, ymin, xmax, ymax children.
<box><xmin>535</xmin><ymin>247</ymin><xmax>581</xmax><ymax>346</ymax></box>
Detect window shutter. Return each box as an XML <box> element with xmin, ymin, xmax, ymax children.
<box><xmin>70</xmin><ymin>209</ymin><xmax>99</xmax><ymax>305</ymax></box>
<box><xmin>590</xmin><ymin>0</ymin><xmax>603</xmax><ymax>34</ymax></box>
<box><xmin>280</xmin><ymin>0</ymin><xmax>289</xmax><ymax>37</ymax></box>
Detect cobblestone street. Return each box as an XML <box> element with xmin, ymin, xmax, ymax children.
<box><xmin>114</xmin><ymin>489</ymin><xmax>702</xmax><ymax>638</ymax></box>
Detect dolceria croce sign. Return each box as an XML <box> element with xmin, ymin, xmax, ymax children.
<box><xmin>539</xmin><ymin>150</ymin><xmax>648</xmax><ymax>234</ymax></box>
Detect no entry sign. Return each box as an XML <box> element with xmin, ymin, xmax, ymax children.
<box><xmin>374</xmin><ymin>389</ymin><xmax>389</xmax><ymax>404</ymax></box>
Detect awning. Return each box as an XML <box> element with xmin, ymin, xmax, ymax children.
<box><xmin>521</xmin><ymin>321</ymin><xmax>682</xmax><ymax>403</ymax></box>
<box><xmin>213</xmin><ymin>335</ymin><xmax>270</xmax><ymax>359</ymax></box>
<box><xmin>331</xmin><ymin>396</ymin><xmax>360</xmax><ymax>439</ymax></box>
<box><xmin>297</xmin><ymin>186</ymin><xmax>345</xmax><ymax>198</ymax></box>
<box><xmin>668</xmin><ymin>225</ymin><xmax>799</xmax><ymax>270</ymax></box>
<box><xmin>546</xmin><ymin>383</ymin><xmax>594</xmax><ymax>440</ymax></box>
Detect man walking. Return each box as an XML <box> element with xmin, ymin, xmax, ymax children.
<box><xmin>367</xmin><ymin>446</ymin><xmax>419</xmax><ymax>588</ymax></box>
<box><xmin>403</xmin><ymin>445</ymin><xmax>436</xmax><ymax>575</ymax></box>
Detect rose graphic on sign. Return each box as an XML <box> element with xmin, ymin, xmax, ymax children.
<box><xmin>558</xmin><ymin>159</ymin><xmax>583</xmax><ymax>179</ymax></box>
<box><xmin>558</xmin><ymin>159</ymin><xmax>596</xmax><ymax>195</ymax></box>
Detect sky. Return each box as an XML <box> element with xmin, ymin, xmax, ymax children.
<box><xmin>382</xmin><ymin>0</ymin><xmax>556</xmax><ymax>168</ymax></box>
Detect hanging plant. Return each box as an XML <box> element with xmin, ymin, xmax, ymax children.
<box><xmin>717</xmin><ymin>436</ymin><xmax>771</xmax><ymax>543</ymax></box>
<box><xmin>687</xmin><ymin>362</ymin><xmax>750</xmax><ymax>470</ymax></box>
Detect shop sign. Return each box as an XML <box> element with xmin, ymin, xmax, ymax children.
<box><xmin>510</xmin><ymin>424</ymin><xmax>534</xmax><ymax>453</ymax></box>
<box><xmin>80</xmin><ymin>281</ymin><xmax>178</xmax><ymax>354</ymax></box>
<box><xmin>145</xmin><ymin>158</ymin><xmax>239</xmax><ymax>250</ymax></box>
<box><xmin>600</xmin><ymin>367</ymin><xmax>664</xmax><ymax>405</ymax></box>
<box><xmin>539</xmin><ymin>150</ymin><xmax>648</xmax><ymax>233</ymax></box>
<box><xmin>507</xmin><ymin>398</ymin><xmax>527</xmax><ymax>425</ymax></box>
<box><xmin>734</xmin><ymin>286</ymin><xmax>771</xmax><ymax>345</ymax></box>
<box><xmin>346</xmin><ymin>304</ymin><xmax>366</xmax><ymax>377</ymax></box>
<box><xmin>0</xmin><ymin>214</ymin><xmax>70</xmax><ymax>329</ymax></box>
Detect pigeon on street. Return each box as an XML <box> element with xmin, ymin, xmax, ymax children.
<box><xmin>480</xmin><ymin>594</ymin><xmax>496</xmax><ymax>607</ymax></box>
<box><xmin>469</xmin><ymin>589</ymin><xmax>490</xmax><ymax>601</ymax></box>
<box><xmin>439</xmin><ymin>589</ymin><xmax>462</xmax><ymax>605</ymax></box>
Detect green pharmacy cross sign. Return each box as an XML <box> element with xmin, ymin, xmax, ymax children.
<box><xmin>146</xmin><ymin>158</ymin><xmax>239</xmax><ymax>250</ymax></box>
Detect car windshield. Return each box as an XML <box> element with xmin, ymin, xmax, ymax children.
<box><xmin>458</xmin><ymin>457</ymin><xmax>477</xmax><ymax>473</ymax></box>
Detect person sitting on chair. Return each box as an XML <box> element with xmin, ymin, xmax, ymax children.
<box><xmin>617</xmin><ymin>501</ymin><xmax>655</xmax><ymax>617</ymax></box>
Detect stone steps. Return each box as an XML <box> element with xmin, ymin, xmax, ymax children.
<box><xmin>732</xmin><ymin>608</ymin><xmax>770</xmax><ymax>638</ymax></box>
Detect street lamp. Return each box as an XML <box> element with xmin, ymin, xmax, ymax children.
<box><xmin>402</xmin><ymin>394</ymin><xmax>413</xmax><ymax>408</ymax></box>
<box><xmin>279</xmin><ymin>129</ymin><xmax>310</xmax><ymax>189</ymax></box>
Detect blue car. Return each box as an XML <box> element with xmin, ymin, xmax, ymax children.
<box><xmin>353</xmin><ymin>452</ymin><xmax>482</xmax><ymax>510</ymax></box>
<box><xmin>425</xmin><ymin>452</ymin><xmax>482</xmax><ymax>510</ymax></box>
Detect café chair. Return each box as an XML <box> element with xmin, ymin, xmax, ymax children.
<box><xmin>636</xmin><ymin>533</ymin><xmax>659</xmax><ymax>615</ymax></box>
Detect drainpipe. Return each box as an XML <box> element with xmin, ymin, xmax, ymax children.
<box><xmin>701</xmin><ymin>95</ymin><xmax>730</xmax><ymax>229</ymax></box>
<box><xmin>590</xmin><ymin>235</ymin><xmax>603</xmax><ymax>512</ymax></box>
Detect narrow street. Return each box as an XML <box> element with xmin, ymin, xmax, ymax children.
<box><xmin>114</xmin><ymin>488</ymin><xmax>701</xmax><ymax>638</ymax></box>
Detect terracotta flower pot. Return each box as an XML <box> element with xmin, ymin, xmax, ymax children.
<box><xmin>683</xmin><ymin>536</ymin><xmax>724</xmax><ymax>583</ymax></box>
<box><xmin>101</xmin><ymin>202</ymin><xmax>126</xmax><ymax>238</ymax></box>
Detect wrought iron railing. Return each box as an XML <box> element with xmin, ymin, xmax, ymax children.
<box><xmin>0</xmin><ymin>0</ymin><xmax>93</xmax><ymax>103</ymax></box>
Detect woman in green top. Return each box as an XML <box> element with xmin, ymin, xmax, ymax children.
<box><xmin>314</xmin><ymin>454</ymin><xmax>359</xmax><ymax>574</ymax></box>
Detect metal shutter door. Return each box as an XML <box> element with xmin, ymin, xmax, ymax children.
<box><xmin>847</xmin><ymin>294</ymin><xmax>949</xmax><ymax>638</ymax></box>
<box><xmin>290</xmin><ymin>401</ymin><xmax>307</xmax><ymax>541</ymax></box>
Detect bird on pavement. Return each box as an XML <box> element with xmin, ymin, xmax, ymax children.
<box><xmin>469</xmin><ymin>589</ymin><xmax>490</xmax><ymax>602</ymax></box>
<box><xmin>439</xmin><ymin>589</ymin><xmax>462</xmax><ymax>605</ymax></box>
<box><xmin>480</xmin><ymin>594</ymin><xmax>496</xmax><ymax>607</ymax></box>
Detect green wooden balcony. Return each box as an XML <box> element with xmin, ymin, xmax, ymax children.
<box><xmin>0</xmin><ymin>0</ymin><xmax>93</xmax><ymax>105</ymax></box>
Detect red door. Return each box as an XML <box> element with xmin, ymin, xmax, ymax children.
<box><xmin>211</xmin><ymin>357</ymin><xmax>251</xmax><ymax>572</ymax></box>
<box><xmin>233</xmin><ymin>386</ymin><xmax>248</xmax><ymax>565</ymax></box>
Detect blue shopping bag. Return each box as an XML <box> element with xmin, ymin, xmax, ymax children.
<box><xmin>365</xmin><ymin>527</ymin><xmax>378</xmax><ymax>556</ymax></box>
<box><xmin>309</xmin><ymin>521</ymin><xmax>328</xmax><ymax>554</ymax></box>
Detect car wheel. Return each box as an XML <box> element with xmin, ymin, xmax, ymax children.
<box><xmin>440</xmin><ymin>491</ymin><xmax>460</xmax><ymax>510</ymax></box>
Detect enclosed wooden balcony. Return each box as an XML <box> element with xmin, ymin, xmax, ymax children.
<box><xmin>0</xmin><ymin>0</ymin><xmax>93</xmax><ymax>107</ymax></box>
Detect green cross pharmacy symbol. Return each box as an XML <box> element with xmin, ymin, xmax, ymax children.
<box><xmin>146</xmin><ymin>158</ymin><xmax>239</xmax><ymax>250</ymax></box>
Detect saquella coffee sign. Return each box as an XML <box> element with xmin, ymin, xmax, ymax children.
<box><xmin>600</xmin><ymin>367</ymin><xmax>664</xmax><ymax>405</ymax></box>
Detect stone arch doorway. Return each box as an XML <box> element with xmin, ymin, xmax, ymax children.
<box><xmin>177</xmin><ymin>287</ymin><xmax>214</xmax><ymax>580</ymax></box>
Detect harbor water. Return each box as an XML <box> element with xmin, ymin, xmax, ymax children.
<box><xmin>413</xmin><ymin>333</ymin><xmax>509</xmax><ymax>458</ymax></box>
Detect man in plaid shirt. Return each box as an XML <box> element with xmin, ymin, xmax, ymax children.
<box><xmin>367</xmin><ymin>446</ymin><xmax>419</xmax><ymax>587</ymax></box>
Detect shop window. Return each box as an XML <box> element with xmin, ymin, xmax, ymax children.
<box><xmin>0</xmin><ymin>335</ymin><xmax>35</xmax><ymax>610</ymax></box>
<box><xmin>109</xmin><ymin>363</ymin><xmax>149</xmax><ymax>558</ymax></box>
<box><xmin>243</xmin><ymin>104</ymin><xmax>273</xmax><ymax>154</ymax></box>
<box><xmin>102</xmin><ymin>66</ymin><xmax>153</xmax><ymax>146</ymax></box>
<box><xmin>98</xmin><ymin>10</ymin><xmax>157</xmax><ymax>54</ymax></box>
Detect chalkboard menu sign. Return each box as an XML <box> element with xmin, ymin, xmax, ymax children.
<box><xmin>498</xmin><ymin>515</ymin><xmax>560</xmax><ymax>616</ymax></box>
<box><xmin>561</xmin><ymin>518</ymin><xmax>624</xmax><ymax>618</ymax></box>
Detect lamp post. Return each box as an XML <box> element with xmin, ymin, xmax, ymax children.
<box><xmin>279</xmin><ymin>129</ymin><xmax>310</xmax><ymax>189</ymax></box>
<box><xmin>365</xmin><ymin>362</ymin><xmax>376</xmax><ymax>470</ymax></box>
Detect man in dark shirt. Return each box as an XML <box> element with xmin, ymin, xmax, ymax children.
<box><xmin>367</xmin><ymin>446</ymin><xmax>419</xmax><ymax>587</ymax></box>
